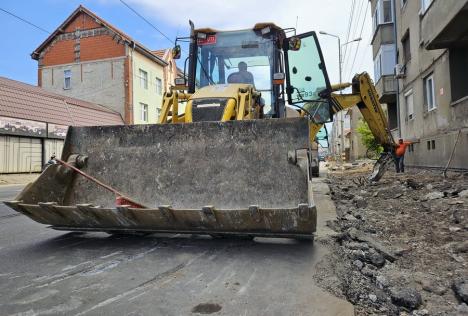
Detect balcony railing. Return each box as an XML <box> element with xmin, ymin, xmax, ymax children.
<box><xmin>375</xmin><ymin>75</ymin><xmax>397</xmax><ymax>104</ymax></box>
<box><xmin>371</xmin><ymin>23</ymin><xmax>395</xmax><ymax>57</ymax></box>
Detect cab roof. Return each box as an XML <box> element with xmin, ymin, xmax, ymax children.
<box><xmin>194</xmin><ymin>23</ymin><xmax>285</xmax><ymax>37</ymax></box>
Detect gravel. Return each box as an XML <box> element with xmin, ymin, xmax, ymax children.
<box><xmin>313</xmin><ymin>169</ymin><xmax>468</xmax><ymax>315</ymax></box>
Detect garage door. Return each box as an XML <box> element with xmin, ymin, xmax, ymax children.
<box><xmin>0</xmin><ymin>136</ymin><xmax>42</xmax><ymax>173</ymax></box>
<box><xmin>44</xmin><ymin>139</ymin><xmax>64</xmax><ymax>163</ymax></box>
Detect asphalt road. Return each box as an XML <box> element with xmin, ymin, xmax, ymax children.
<box><xmin>0</xmin><ymin>185</ymin><xmax>25</xmax><ymax>218</ymax></box>
<box><xmin>0</xmin><ymin>180</ymin><xmax>353</xmax><ymax>316</ymax></box>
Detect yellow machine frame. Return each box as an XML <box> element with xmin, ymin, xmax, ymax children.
<box><xmin>159</xmin><ymin>84</ymin><xmax>262</xmax><ymax>124</ymax></box>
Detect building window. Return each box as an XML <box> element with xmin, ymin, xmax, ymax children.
<box><xmin>449</xmin><ymin>47</ymin><xmax>468</xmax><ymax>102</ymax></box>
<box><xmin>156</xmin><ymin>77</ymin><xmax>162</xmax><ymax>95</ymax></box>
<box><xmin>374</xmin><ymin>56</ymin><xmax>382</xmax><ymax>82</ymax></box>
<box><xmin>431</xmin><ymin>140</ymin><xmax>435</xmax><ymax>150</ymax></box>
<box><xmin>140</xmin><ymin>102</ymin><xmax>148</xmax><ymax>122</ymax></box>
<box><xmin>382</xmin><ymin>0</ymin><xmax>392</xmax><ymax>23</ymax></box>
<box><xmin>373</xmin><ymin>0</ymin><xmax>393</xmax><ymax>31</ymax></box>
<box><xmin>420</xmin><ymin>0</ymin><xmax>433</xmax><ymax>13</ymax></box>
<box><xmin>427</xmin><ymin>141</ymin><xmax>431</xmax><ymax>150</ymax></box>
<box><xmin>64</xmin><ymin>70</ymin><xmax>71</xmax><ymax>89</ymax></box>
<box><xmin>402</xmin><ymin>32</ymin><xmax>411</xmax><ymax>64</ymax></box>
<box><xmin>373</xmin><ymin>44</ymin><xmax>396</xmax><ymax>82</ymax></box>
<box><xmin>405</xmin><ymin>90</ymin><xmax>414</xmax><ymax>121</ymax></box>
<box><xmin>424</xmin><ymin>74</ymin><xmax>436</xmax><ymax>111</ymax></box>
<box><xmin>139</xmin><ymin>69</ymin><xmax>148</xmax><ymax>89</ymax></box>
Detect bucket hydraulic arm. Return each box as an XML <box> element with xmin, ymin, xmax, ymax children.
<box><xmin>309</xmin><ymin>72</ymin><xmax>396</xmax><ymax>182</ymax></box>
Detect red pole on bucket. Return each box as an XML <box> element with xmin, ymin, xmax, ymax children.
<box><xmin>54</xmin><ymin>157</ymin><xmax>146</xmax><ymax>209</ymax></box>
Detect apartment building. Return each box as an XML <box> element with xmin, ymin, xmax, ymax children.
<box><xmin>31</xmin><ymin>5</ymin><xmax>168</xmax><ymax>124</ymax></box>
<box><xmin>370</xmin><ymin>0</ymin><xmax>467</xmax><ymax>169</ymax></box>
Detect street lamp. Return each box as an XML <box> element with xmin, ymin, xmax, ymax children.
<box><xmin>319</xmin><ymin>31</ymin><xmax>361</xmax><ymax>160</ymax></box>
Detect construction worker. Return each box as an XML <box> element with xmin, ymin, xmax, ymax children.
<box><xmin>394</xmin><ymin>139</ymin><xmax>412</xmax><ymax>173</ymax></box>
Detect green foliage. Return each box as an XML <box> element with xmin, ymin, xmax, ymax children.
<box><xmin>356</xmin><ymin>119</ymin><xmax>383</xmax><ymax>153</ymax></box>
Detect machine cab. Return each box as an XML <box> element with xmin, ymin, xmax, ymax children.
<box><xmin>177</xmin><ymin>23</ymin><xmax>333</xmax><ymax>123</ymax></box>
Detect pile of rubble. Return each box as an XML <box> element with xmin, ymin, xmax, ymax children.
<box><xmin>318</xmin><ymin>169</ymin><xmax>468</xmax><ymax>315</ymax></box>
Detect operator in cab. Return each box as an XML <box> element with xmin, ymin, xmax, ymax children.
<box><xmin>227</xmin><ymin>61</ymin><xmax>255</xmax><ymax>86</ymax></box>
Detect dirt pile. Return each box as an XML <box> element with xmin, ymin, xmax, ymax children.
<box><xmin>318</xmin><ymin>169</ymin><xmax>468</xmax><ymax>315</ymax></box>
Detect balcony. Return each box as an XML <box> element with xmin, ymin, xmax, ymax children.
<box><xmin>371</xmin><ymin>23</ymin><xmax>395</xmax><ymax>57</ymax></box>
<box><xmin>375</xmin><ymin>75</ymin><xmax>396</xmax><ymax>104</ymax></box>
<box><xmin>422</xmin><ymin>0</ymin><xmax>468</xmax><ymax>49</ymax></box>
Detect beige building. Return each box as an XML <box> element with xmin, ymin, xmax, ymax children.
<box><xmin>153</xmin><ymin>49</ymin><xmax>179</xmax><ymax>91</ymax></box>
<box><xmin>31</xmin><ymin>5</ymin><xmax>168</xmax><ymax>124</ymax></box>
<box><xmin>132</xmin><ymin>50</ymin><xmax>165</xmax><ymax>124</ymax></box>
<box><xmin>348</xmin><ymin>108</ymin><xmax>367</xmax><ymax>161</ymax></box>
<box><xmin>330</xmin><ymin>112</ymin><xmax>351</xmax><ymax>160</ymax></box>
<box><xmin>368</xmin><ymin>0</ymin><xmax>468</xmax><ymax>169</ymax></box>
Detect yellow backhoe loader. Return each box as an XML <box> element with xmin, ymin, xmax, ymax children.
<box><xmin>5</xmin><ymin>22</ymin><xmax>395</xmax><ymax>240</ymax></box>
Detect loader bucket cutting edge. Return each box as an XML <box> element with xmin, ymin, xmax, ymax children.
<box><xmin>4</xmin><ymin>118</ymin><xmax>317</xmax><ymax>239</ymax></box>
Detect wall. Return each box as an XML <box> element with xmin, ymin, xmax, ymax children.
<box><xmin>41</xmin><ymin>58</ymin><xmax>126</xmax><ymax>116</ymax></box>
<box><xmin>131</xmin><ymin>50</ymin><xmax>165</xmax><ymax>124</ymax></box>
<box><xmin>405</xmin><ymin>129</ymin><xmax>468</xmax><ymax>169</ymax></box>
<box><xmin>0</xmin><ymin>136</ymin><xmax>42</xmax><ymax>173</ymax></box>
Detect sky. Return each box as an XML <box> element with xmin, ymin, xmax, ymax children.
<box><xmin>0</xmin><ymin>0</ymin><xmax>374</xmax><ymax>87</ymax></box>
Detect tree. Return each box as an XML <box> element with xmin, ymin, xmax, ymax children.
<box><xmin>356</xmin><ymin>119</ymin><xmax>383</xmax><ymax>158</ymax></box>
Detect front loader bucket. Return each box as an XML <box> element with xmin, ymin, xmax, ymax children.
<box><xmin>5</xmin><ymin>118</ymin><xmax>316</xmax><ymax>239</ymax></box>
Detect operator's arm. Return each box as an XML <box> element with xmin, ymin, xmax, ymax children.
<box><xmin>328</xmin><ymin>72</ymin><xmax>397</xmax><ymax>182</ymax></box>
<box><xmin>330</xmin><ymin>72</ymin><xmax>396</xmax><ymax>153</ymax></box>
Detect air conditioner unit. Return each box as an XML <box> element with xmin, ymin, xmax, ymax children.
<box><xmin>395</xmin><ymin>64</ymin><xmax>406</xmax><ymax>79</ymax></box>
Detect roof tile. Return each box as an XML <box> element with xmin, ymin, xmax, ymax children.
<box><xmin>0</xmin><ymin>76</ymin><xmax>123</xmax><ymax>126</ymax></box>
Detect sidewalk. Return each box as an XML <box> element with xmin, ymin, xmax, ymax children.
<box><xmin>0</xmin><ymin>173</ymin><xmax>39</xmax><ymax>186</ymax></box>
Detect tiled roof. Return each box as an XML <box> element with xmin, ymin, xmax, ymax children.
<box><xmin>0</xmin><ymin>76</ymin><xmax>123</xmax><ymax>126</ymax></box>
<box><xmin>152</xmin><ymin>49</ymin><xmax>169</xmax><ymax>60</ymax></box>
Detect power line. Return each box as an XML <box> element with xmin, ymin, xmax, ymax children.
<box><xmin>119</xmin><ymin>0</ymin><xmax>174</xmax><ymax>44</ymax></box>
<box><xmin>343</xmin><ymin>0</ymin><xmax>365</xmax><ymax>72</ymax></box>
<box><xmin>342</xmin><ymin>0</ymin><xmax>356</xmax><ymax>63</ymax></box>
<box><xmin>347</xmin><ymin>0</ymin><xmax>370</xmax><ymax>79</ymax></box>
<box><xmin>0</xmin><ymin>7</ymin><xmax>50</xmax><ymax>34</ymax></box>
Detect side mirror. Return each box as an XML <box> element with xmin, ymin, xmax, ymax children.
<box><xmin>288</xmin><ymin>37</ymin><xmax>301</xmax><ymax>51</ymax></box>
<box><xmin>172</xmin><ymin>45</ymin><xmax>181</xmax><ymax>59</ymax></box>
